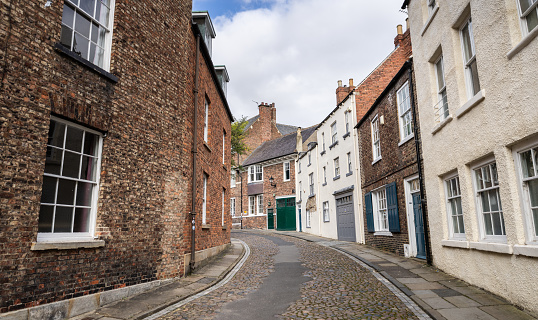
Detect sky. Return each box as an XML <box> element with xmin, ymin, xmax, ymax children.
<box><xmin>193</xmin><ymin>0</ymin><xmax>409</xmax><ymax>128</ymax></box>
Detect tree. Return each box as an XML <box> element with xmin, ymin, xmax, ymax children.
<box><xmin>231</xmin><ymin>116</ymin><xmax>249</xmax><ymax>168</ymax></box>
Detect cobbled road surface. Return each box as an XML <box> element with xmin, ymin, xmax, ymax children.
<box><xmin>158</xmin><ymin>231</ymin><xmax>418</xmax><ymax>320</ymax></box>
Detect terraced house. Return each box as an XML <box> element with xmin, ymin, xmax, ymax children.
<box><xmin>403</xmin><ymin>0</ymin><xmax>538</xmax><ymax>313</ymax></box>
<box><xmin>0</xmin><ymin>2</ymin><xmax>232</xmax><ymax>317</ymax></box>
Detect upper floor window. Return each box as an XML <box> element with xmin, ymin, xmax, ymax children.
<box><xmin>518</xmin><ymin>144</ymin><xmax>538</xmax><ymax>240</ymax></box>
<box><xmin>331</xmin><ymin>122</ymin><xmax>337</xmax><ymax>144</ymax></box>
<box><xmin>334</xmin><ymin>157</ymin><xmax>340</xmax><ymax>178</ymax></box>
<box><xmin>231</xmin><ymin>172</ymin><xmax>236</xmax><ymax>188</ymax></box>
<box><xmin>222</xmin><ymin>131</ymin><xmax>226</xmax><ymax>164</ymax></box>
<box><xmin>202</xmin><ymin>173</ymin><xmax>208</xmax><ymax>224</ymax></box>
<box><xmin>371</xmin><ymin>116</ymin><xmax>381</xmax><ymax>161</ymax></box>
<box><xmin>60</xmin><ymin>0</ymin><xmax>114</xmax><ymax>70</ymax></box>
<box><xmin>322</xmin><ymin>132</ymin><xmax>326</xmax><ymax>151</ymax></box>
<box><xmin>434</xmin><ymin>55</ymin><xmax>449</xmax><ymax>123</ymax></box>
<box><xmin>347</xmin><ymin>152</ymin><xmax>352</xmax><ymax>174</ymax></box>
<box><xmin>203</xmin><ymin>99</ymin><xmax>209</xmax><ymax>143</ymax></box>
<box><xmin>323</xmin><ymin>201</ymin><xmax>330</xmax><ymax>222</ymax></box>
<box><xmin>460</xmin><ymin>17</ymin><xmax>481</xmax><ymax>99</ymax></box>
<box><xmin>248</xmin><ymin>165</ymin><xmax>262</xmax><ymax>183</ymax></box>
<box><xmin>284</xmin><ymin>162</ymin><xmax>291</xmax><ymax>181</ymax></box>
<box><xmin>323</xmin><ymin>166</ymin><xmax>327</xmax><ymax>184</ymax></box>
<box><xmin>309</xmin><ymin>173</ymin><xmax>314</xmax><ymax>196</ymax></box>
<box><xmin>38</xmin><ymin>117</ymin><xmax>102</xmax><ymax>241</ymax></box>
<box><xmin>345</xmin><ymin>111</ymin><xmax>350</xmax><ymax>134</ymax></box>
<box><xmin>518</xmin><ymin>0</ymin><xmax>538</xmax><ymax>35</ymax></box>
<box><xmin>397</xmin><ymin>82</ymin><xmax>413</xmax><ymax>141</ymax></box>
<box><xmin>445</xmin><ymin>175</ymin><xmax>465</xmax><ymax>238</ymax></box>
<box><xmin>474</xmin><ymin>161</ymin><xmax>505</xmax><ymax>240</ymax></box>
<box><xmin>308</xmin><ymin>151</ymin><xmax>312</xmax><ymax>165</ymax></box>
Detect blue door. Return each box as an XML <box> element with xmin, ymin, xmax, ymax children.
<box><xmin>413</xmin><ymin>193</ymin><xmax>426</xmax><ymax>260</ymax></box>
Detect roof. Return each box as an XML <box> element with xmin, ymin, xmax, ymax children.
<box><xmin>243</xmin><ymin>115</ymin><xmax>298</xmax><ymax>135</ymax></box>
<box><xmin>243</xmin><ymin>125</ymin><xmax>317</xmax><ymax>166</ymax></box>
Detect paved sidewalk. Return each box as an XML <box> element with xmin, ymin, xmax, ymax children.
<box><xmin>270</xmin><ymin>230</ymin><xmax>537</xmax><ymax>320</ymax></box>
<box><xmin>69</xmin><ymin>239</ymin><xmax>245</xmax><ymax>320</ymax></box>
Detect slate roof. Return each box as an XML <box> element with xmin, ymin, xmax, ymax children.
<box><xmin>243</xmin><ymin>125</ymin><xmax>317</xmax><ymax>166</ymax></box>
<box><xmin>243</xmin><ymin>115</ymin><xmax>297</xmax><ymax>136</ymax></box>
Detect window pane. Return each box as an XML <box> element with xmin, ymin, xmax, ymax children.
<box><xmin>38</xmin><ymin>205</ymin><xmax>54</xmax><ymax>232</ymax></box>
<box><xmin>76</xmin><ymin>182</ymin><xmax>93</xmax><ymax>206</ymax></box>
<box><xmin>62</xmin><ymin>4</ymin><xmax>75</xmax><ymax>27</ymax></box>
<box><xmin>533</xmin><ymin>208</ymin><xmax>538</xmax><ymax>236</ymax></box>
<box><xmin>452</xmin><ymin>215</ymin><xmax>460</xmax><ymax>233</ymax></box>
<box><xmin>461</xmin><ymin>23</ymin><xmax>473</xmax><ymax>62</ymax></box>
<box><xmin>73</xmin><ymin>32</ymin><xmax>90</xmax><ymax>59</ymax></box>
<box><xmin>484</xmin><ymin>213</ymin><xmax>493</xmax><ymax>235</ymax></box>
<box><xmin>491</xmin><ymin>212</ymin><xmax>503</xmax><ymax>235</ymax></box>
<box><xmin>54</xmin><ymin>206</ymin><xmax>73</xmax><ymax>232</ymax></box>
<box><xmin>41</xmin><ymin>176</ymin><xmax>57</xmax><ymax>204</ymax></box>
<box><xmin>436</xmin><ymin>59</ymin><xmax>445</xmax><ymax>89</ymax></box>
<box><xmin>98</xmin><ymin>2</ymin><xmax>110</xmax><ymax>25</ymax></box>
<box><xmin>48</xmin><ymin>121</ymin><xmax>65</xmax><ymax>147</ymax></box>
<box><xmin>63</xmin><ymin>151</ymin><xmax>81</xmax><ymax>178</ymax></box>
<box><xmin>482</xmin><ymin>167</ymin><xmax>492</xmax><ymax>189</ymax></box>
<box><xmin>65</xmin><ymin>126</ymin><xmax>83</xmax><ymax>152</ymax></box>
<box><xmin>469</xmin><ymin>59</ymin><xmax>481</xmax><ymax>95</ymax></box>
<box><xmin>456</xmin><ymin>197</ymin><xmax>463</xmax><ymax>216</ymax></box>
<box><xmin>60</xmin><ymin>25</ymin><xmax>74</xmax><ymax>49</ymax></box>
<box><xmin>475</xmin><ymin>167</ymin><xmax>484</xmax><ymax>189</ymax></box>
<box><xmin>527</xmin><ymin>9</ymin><xmax>538</xmax><ymax>33</ymax></box>
<box><xmin>89</xmin><ymin>43</ymin><xmax>97</xmax><ymax>66</ymax></box>
<box><xmin>520</xmin><ymin>150</ymin><xmax>534</xmax><ymax>178</ymax></box>
<box><xmin>520</xmin><ymin>0</ymin><xmax>532</xmax><ymax>12</ymax></box>
<box><xmin>44</xmin><ymin>147</ymin><xmax>62</xmax><ymax>175</ymax></box>
<box><xmin>489</xmin><ymin>190</ymin><xmax>500</xmax><ymax>212</ymax></box>
<box><xmin>481</xmin><ymin>192</ymin><xmax>490</xmax><ymax>213</ymax></box>
<box><xmin>91</xmin><ymin>23</ymin><xmax>99</xmax><ymax>43</ymax></box>
<box><xmin>73</xmin><ymin>208</ymin><xmax>91</xmax><ymax>232</ymax></box>
<box><xmin>57</xmin><ymin>179</ymin><xmax>76</xmax><ymax>205</ymax></box>
<box><xmin>75</xmin><ymin>12</ymin><xmax>91</xmax><ymax>38</ymax></box>
<box><xmin>528</xmin><ymin>179</ymin><xmax>538</xmax><ymax>207</ymax></box>
<box><xmin>458</xmin><ymin>216</ymin><xmax>465</xmax><ymax>234</ymax></box>
<box><xmin>79</xmin><ymin>0</ymin><xmax>96</xmax><ymax>16</ymax></box>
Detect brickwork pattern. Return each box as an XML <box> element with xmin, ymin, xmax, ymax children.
<box><xmin>0</xmin><ymin>0</ymin><xmax>230</xmax><ymax>313</ymax></box>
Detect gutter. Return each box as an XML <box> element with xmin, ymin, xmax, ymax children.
<box><xmin>190</xmin><ymin>32</ymin><xmax>201</xmax><ymax>272</ymax></box>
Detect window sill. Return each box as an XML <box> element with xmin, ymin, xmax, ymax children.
<box><xmin>202</xmin><ymin>224</ymin><xmax>211</xmax><ymax>230</ymax></box>
<box><xmin>398</xmin><ymin>134</ymin><xmax>414</xmax><ymax>146</ymax></box>
<box><xmin>441</xmin><ymin>239</ymin><xmax>469</xmax><ymax>249</ymax></box>
<box><xmin>455</xmin><ymin>89</ymin><xmax>485</xmax><ymax>119</ymax></box>
<box><xmin>333</xmin><ymin>175</ymin><xmax>340</xmax><ymax>181</ymax></box>
<box><xmin>374</xmin><ymin>231</ymin><xmax>393</xmax><ymax>237</ymax></box>
<box><xmin>431</xmin><ymin>115</ymin><xmax>453</xmax><ymax>135</ymax></box>
<box><xmin>307</xmin><ymin>163</ymin><xmax>311</xmax><ymax>167</ymax></box>
<box><xmin>507</xmin><ymin>25</ymin><xmax>538</xmax><ymax>59</ymax></box>
<box><xmin>54</xmin><ymin>43</ymin><xmax>118</xmax><ymax>83</ymax></box>
<box><xmin>372</xmin><ymin>157</ymin><xmax>382</xmax><ymax>165</ymax></box>
<box><xmin>346</xmin><ymin>172</ymin><xmax>353</xmax><ymax>177</ymax></box>
<box><xmin>343</xmin><ymin>132</ymin><xmax>350</xmax><ymax>140</ymax></box>
<box><xmin>329</xmin><ymin>141</ymin><xmax>339</xmax><ymax>150</ymax></box>
<box><xmin>31</xmin><ymin>240</ymin><xmax>105</xmax><ymax>251</ymax></box>
<box><xmin>222</xmin><ymin>165</ymin><xmax>227</xmax><ymax>171</ymax></box>
<box><xmin>469</xmin><ymin>241</ymin><xmax>512</xmax><ymax>254</ymax></box>
<box><xmin>323</xmin><ymin>220</ymin><xmax>330</xmax><ymax>223</ymax></box>
<box><xmin>203</xmin><ymin>142</ymin><xmax>212</xmax><ymax>152</ymax></box>
<box><xmin>513</xmin><ymin>244</ymin><xmax>538</xmax><ymax>258</ymax></box>
<box><xmin>283</xmin><ymin>179</ymin><xmax>290</xmax><ymax>182</ymax></box>
<box><xmin>308</xmin><ymin>194</ymin><xmax>315</xmax><ymax>199</ymax></box>
<box><xmin>320</xmin><ymin>150</ymin><xmax>326</xmax><ymax>156</ymax></box>
<box><xmin>322</xmin><ymin>182</ymin><xmax>327</xmax><ymax>186</ymax></box>
<box><xmin>420</xmin><ymin>5</ymin><xmax>439</xmax><ymax>36</ymax></box>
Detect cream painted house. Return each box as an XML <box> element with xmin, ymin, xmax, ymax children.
<box><xmin>403</xmin><ymin>0</ymin><xmax>538</xmax><ymax>313</ymax></box>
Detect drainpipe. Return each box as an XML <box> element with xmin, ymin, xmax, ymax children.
<box><xmin>408</xmin><ymin>59</ymin><xmax>433</xmax><ymax>266</ymax></box>
<box><xmin>190</xmin><ymin>32</ymin><xmax>201</xmax><ymax>272</ymax></box>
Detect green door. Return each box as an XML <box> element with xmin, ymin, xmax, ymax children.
<box><xmin>276</xmin><ymin>198</ymin><xmax>296</xmax><ymax>231</ymax></box>
<box><xmin>267</xmin><ymin>208</ymin><xmax>275</xmax><ymax>229</ymax></box>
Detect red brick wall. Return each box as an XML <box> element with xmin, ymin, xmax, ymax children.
<box><xmin>0</xmin><ymin>0</ymin><xmax>230</xmax><ymax>313</ymax></box>
<box><xmin>240</xmin><ymin>103</ymin><xmax>282</xmax><ymax>164</ymax></box>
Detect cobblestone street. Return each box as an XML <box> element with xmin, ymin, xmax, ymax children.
<box><xmin>158</xmin><ymin>231</ymin><xmax>422</xmax><ymax>319</ymax></box>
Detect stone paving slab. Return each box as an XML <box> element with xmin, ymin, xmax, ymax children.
<box><xmin>445</xmin><ymin>295</ymin><xmax>482</xmax><ymax>308</ymax></box>
<box><xmin>438</xmin><ymin>307</ymin><xmax>496</xmax><ymax>320</ymax></box>
<box><xmin>480</xmin><ymin>305</ymin><xmax>537</xmax><ymax>320</ymax></box>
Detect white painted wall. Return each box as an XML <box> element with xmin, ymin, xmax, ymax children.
<box><xmin>408</xmin><ymin>0</ymin><xmax>538</xmax><ymax>312</ymax></box>
<box><xmin>296</xmin><ymin>143</ymin><xmax>321</xmax><ymax>235</ymax></box>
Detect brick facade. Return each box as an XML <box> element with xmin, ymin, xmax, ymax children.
<box><xmin>357</xmin><ymin>62</ymin><xmax>429</xmax><ymax>258</ymax></box>
<box><xmin>0</xmin><ymin>0</ymin><xmax>231</xmax><ymax>313</ymax></box>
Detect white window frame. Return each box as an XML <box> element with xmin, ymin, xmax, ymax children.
<box><xmin>306</xmin><ymin>210</ymin><xmax>311</xmax><ymax>228</ymax></box>
<box><xmin>460</xmin><ymin>17</ymin><xmax>481</xmax><ymax>100</ymax></box>
<box><xmin>323</xmin><ymin>166</ymin><xmax>327</xmax><ymax>184</ymax></box>
<box><xmin>517</xmin><ymin>0</ymin><xmax>538</xmax><ymax>36</ymax></box>
<box><xmin>334</xmin><ymin>157</ymin><xmax>340</xmax><ymax>177</ymax></box>
<box><xmin>434</xmin><ymin>55</ymin><xmax>449</xmax><ymax>123</ymax></box>
<box><xmin>345</xmin><ymin>111</ymin><xmax>350</xmax><ymax>134</ymax></box>
<box><xmin>222</xmin><ymin>189</ymin><xmax>225</xmax><ymax>226</ymax></box>
<box><xmin>231</xmin><ymin>171</ymin><xmax>236</xmax><ymax>188</ymax></box>
<box><xmin>257</xmin><ymin>194</ymin><xmax>264</xmax><ymax>215</ymax></box>
<box><xmin>445</xmin><ymin>174</ymin><xmax>466</xmax><ymax>239</ymax></box>
<box><xmin>372</xmin><ymin>187</ymin><xmax>389</xmax><ymax>232</ymax></box>
<box><xmin>397</xmin><ymin>81</ymin><xmax>413</xmax><ymax>142</ymax></box>
<box><xmin>347</xmin><ymin>152</ymin><xmax>352</xmax><ymax>174</ymax></box>
<box><xmin>202</xmin><ymin>174</ymin><xmax>208</xmax><ymax>224</ymax></box>
<box><xmin>37</xmin><ymin>116</ymin><xmax>103</xmax><ymax>242</ymax></box>
<box><xmin>514</xmin><ymin>140</ymin><xmax>538</xmax><ymax>243</ymax></box>
<box><xmin>203</xmin><ymin>99</ymin><xmax>209</xmax><ymax>143</ymax></box>
<box><xmin>322</xmin><ymin>132</ymin><xmax>326</xmax><ymax>151</ymax></box>
<box><xmin>248</xmin><ymin>165</ymin><xmax>262</xmax><ymax>183</ymax></box>
<box><xmin>472</xmin><ymin>160</ymin><xmax>506</xmax><ymax>242</ymax></box>
<box><xmin>222</xmin><ymin>131</ymin><xmax>226</xmax><ymax>164</ymax></box>
<box><xmin>230</xmin><ymin>197</ymin><xmax>236</xmax><ymax>217</ymax></box>
<box><xmin>309</xmin><ymin>173</ymin><xmax>314</xmax><ymax>196</ymax></box>
<box><xmin>248</xmin><ymin>195</ymin><xmax>255</xmax><ymax>215</ymax></box>
<box><xmin>60</xmin><ymin>0</ymin><xmax>116</xmax><ymax>71</ymax></box>
<box><xmin>283</xmin><ymin>161</ymin><xmax>291</xmax><ymax>181</ymax></box>
<box><xmin>323</xmin><ymin>201</ymin><xmax>330</xmax><ymax>222</ymax></box>
<box><xmin>331</xmin><ymin>121</ymin><xmax>337</xmax><ymax>144</ymax></box>
<box><xmin>371</xmin><ymin>116</ymin><xmax>381</xmax><ymax>162</ymax></box>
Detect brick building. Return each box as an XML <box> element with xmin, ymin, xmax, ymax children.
<box><xmin>0</xmin><ymin>1</ymin><xmax>231</xmax><ymax>317</ymax></box>
<box><xmin>356</xmin><ymin>60</ymin><xmax>430</xmax><ymax>260</ymax></box>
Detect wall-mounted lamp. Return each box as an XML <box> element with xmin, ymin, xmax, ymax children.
<box><xmin>267</xmin><ymin>201</ymin><xmax>271</xmax><ymax>207</ymax></box>
<box><xmin>269</xmin><ymin>176</ymin><xmax>277</xmax><ymax>187</ymax></box>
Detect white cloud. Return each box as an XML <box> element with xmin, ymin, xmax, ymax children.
<box><xmin>211</xmin><ymin>0</ymin><xmax>408</xmax><ymax>127</ymax></box>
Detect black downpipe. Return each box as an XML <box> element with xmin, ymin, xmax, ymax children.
<box><xmin>190</xmin><ymin>33</ymin><xmax>201</xmax><ymax>272</ymax></box>
<box><xmin>408</xmin><ymin>60</ymin><xmax>433</xmax><ymax>266</ymax></box>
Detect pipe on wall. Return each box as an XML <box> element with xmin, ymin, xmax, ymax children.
<box><xmin>190</xmin><ymin>31</ymin><xmax>201</xmax><ymax>272</ymax></box>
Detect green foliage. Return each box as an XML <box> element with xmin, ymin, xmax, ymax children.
<box><xmin>231</xmin><ymin>116</ymin><xmax>249</xmax><ymax>168</ymax></box>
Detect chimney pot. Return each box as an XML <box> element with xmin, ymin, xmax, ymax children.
<box><xmin>406</xmin><ymin>18</ymin><xmax>409</xmax><ymax>30</ymax></box>
<box><xmin>349</xmin><ymin>78</ymin><xmax>354</xmax><ymax>87</ymax></box>
<box><xmin>338</xmin><ymin>80</ymin><xmax>343</xmax><ymax>87</ymax></box>
<box><xmin>397</xmin><ymin>24</ymin><xmax>403</xmax><ymax>35</ymax></box>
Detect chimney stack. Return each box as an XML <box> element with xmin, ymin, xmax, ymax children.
<box><xmin>349</xmin><ymin>78</ymin><xmax>354</xmax><ymax>87</ymax></box>
<box><xmin>296</xmin><ymin>127</ymin><xmax>303</xmax><ymax>153</ymax></box>
<box><xmin>394</xmin><ymin>24</ymin><xmax>405</xmax><ymax>47</ymax></box>
<box><xmin>337</xmin><ymin>80</ymin><xmax>343</xmax><ymax>88</ymax></box>
<box><xmin>406</xmin><ymin>18</ymin><xmax>409</xmax><ymax>31</ymax></box>
<box><xmin>336</xmin><ymin>79</ymin><xmax>356</xmax><ymax>105</ymax></box>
